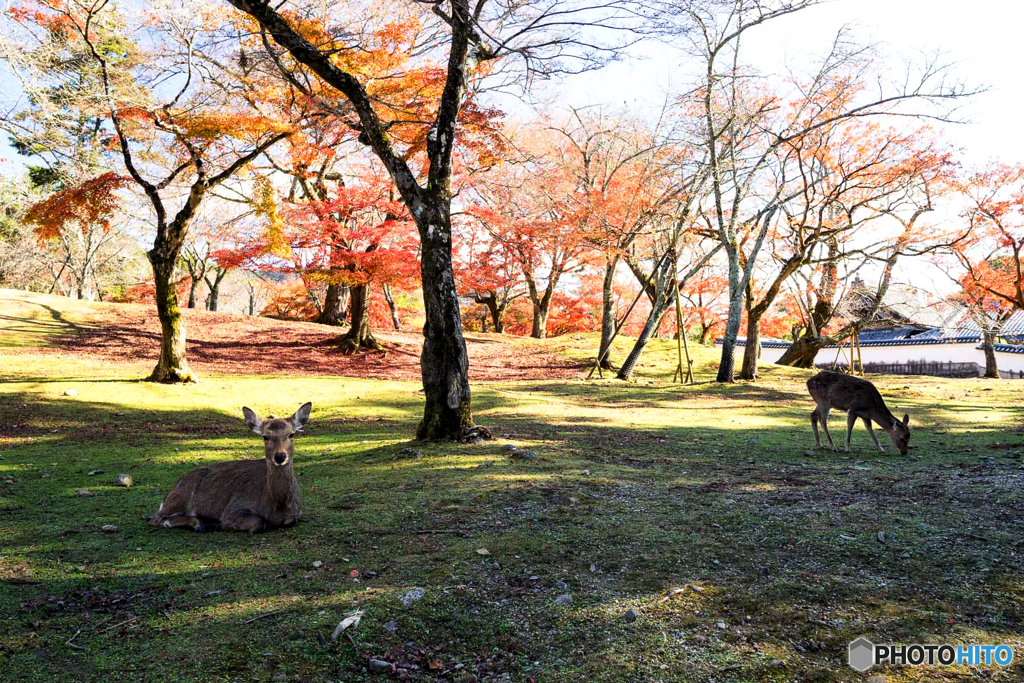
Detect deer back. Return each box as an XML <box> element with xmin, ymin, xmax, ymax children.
<box><xmin>807</xmin><ymin>371</ymin><xmax>892</xmax><ymax>419</ymax></box>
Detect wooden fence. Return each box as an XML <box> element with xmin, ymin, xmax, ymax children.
<box><xmin>819</xmin><ymin>359</ymin><xmax>982</xmax><ymax>379</ymax></box>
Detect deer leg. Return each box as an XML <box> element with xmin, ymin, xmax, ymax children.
<box><xmin>153</xmin><ymin>513</ymin><xmax>204</xmax><ymax>531</ymax></box>
<box><xmin>845</xmin><ymin>411</ymin><xmax>858</xmax><ymax>452</ymax></box>
<box><xmin>238</xmin><ymin>514</ymin><xmax>266</xmax><ymax>534</ymax></box>
<box><xmin>811</xmin><ymin>408</ymin><xmax>822</xmax><ymax>448</ymax></box>
<box><xmin>819</xmin><ymin>406</ymin><xmax>838</xmax><ymax>451</ymax></box>
<box><xmin>221</xmin><ymin>506</ymin><xmax>267</xmax><ymax>534</ymax></box>
<box><xmin>862</xmin><ymin>418</ymin><xmax>884</xmax><ymax>452</ymax></box>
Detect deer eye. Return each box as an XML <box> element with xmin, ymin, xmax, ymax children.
<box><xmin>288</xmin><ymin>433</ymin><xmax>297</xmax><ymax>439</ymax></box>
<box><xmin>263</xmin><ymin>436</ymin><xmax>270</xmax><ymax>442</ymax></box>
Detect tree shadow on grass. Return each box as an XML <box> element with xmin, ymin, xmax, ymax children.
<box><xmin>2</xmin><ymin>387</ymin><xmax>1023</xmax><ymax>681</ymax></box>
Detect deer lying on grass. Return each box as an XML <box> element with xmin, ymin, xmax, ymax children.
<box><xmin>807</xmin><ymin>371</ymin><xmax>910</xmax><ymax>454</ymax></box>
<box><xmin>149</xmin><ymin>403</ymin><xmax>311</xmax><ymax>533</ymax></box>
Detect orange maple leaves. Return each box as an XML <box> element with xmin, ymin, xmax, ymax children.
<box><xmin>24</xmin><ymin>172</ymin><xmax>130</xmax><ymax>240</ymax></box>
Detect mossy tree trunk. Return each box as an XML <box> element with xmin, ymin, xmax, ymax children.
<box><xmin>148</xmin><ymin>247</ymin><xmax>196</xmax><ymax>383</ymax></box>
<box><xmin>227</xmin><ymin>0</ymin><xmax>479</xmax><ymax>441</ymax></box>
<box><xmin>597</xmin><ymin>256</ymin><xmax>618</xmax><ymax>369</ymax></box>
<box><xmin>982</xmin><ymin>329</ymin><xmax>1000</xmax><ymax>378</ymax></box>
<box><xmin>204</xmin><ymin>265</ymin><xmax>228</xmax><ymax>312</ymax></box>
<box><xmin>738</xmin><ymin>310</ymin><xmax>762</xmax><ymax>380</ymax></box>
<box><xmin>316</xmin><ymin>283</ymin><xmax>349</xmax><ymax>326</ymax></box>
<box><xmin>415</xmin><ymin>205</ymin><xmax>473</xmax><ymax>440</ymax></box>
<box><xmin>337</xmin><ymin>283</ymin><xmax>381</xmax><ymax>353</ymax></box>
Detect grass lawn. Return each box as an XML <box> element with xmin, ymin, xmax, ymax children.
<box><xmin>1</xmin><ymin>290</ymin><xmax>1023</xmax><ymax>682</ymax></box>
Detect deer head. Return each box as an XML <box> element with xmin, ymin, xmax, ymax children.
<box><xmin>242</xmin><ymin>403</ymin><xmax>312</xmax><ymax>467</ymax></box>
<box><xmin>887</xmin><ymin>414</ymin><xmax>911</xmax><ymax>455</ymax></box>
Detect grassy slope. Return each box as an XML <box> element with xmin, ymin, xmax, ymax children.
<box><xmin>1</xmin><ymin>290</ymin><xmax>1023</xmax><ymax>683</ymax></box>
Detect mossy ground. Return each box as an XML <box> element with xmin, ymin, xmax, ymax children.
<box><xmin>1</xmin><ymin>290</ymin><xmax>1022</xmax><ymax>682</ymax></box>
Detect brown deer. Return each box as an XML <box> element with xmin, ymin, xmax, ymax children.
<box><xmin>807</xmin><ymin>371</ymin><xmax>910</xmax><ymax>454</ymax></box>
<box><xmin>148</xmin><ymin>403</ymin><xmax>311</xmax><ymax>533</ymax></box>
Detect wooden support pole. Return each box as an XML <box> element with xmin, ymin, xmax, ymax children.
<box><xmin>672</xmin><ymin>264</ymin><xmax>694</xmax><ymax>384</ymax></box>
<box><xmin>854</xmin><ymin>333</ymin><xmax>863</xmax><ymax>375</ymax></box>
<box><xmin>587</xmin><ymin>248</ymin><xmax>674</xmax><ymax>380</ymax></box>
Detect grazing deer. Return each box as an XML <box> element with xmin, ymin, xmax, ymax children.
<box><xmin>807</xmin><ymin>371</ymin><xmax>910</xmax><ymax>454</ymax></box>
<box><xmin>149</xmin><ymin>403</ymin><xmax>311</xmax><ymax>533</ymax></box>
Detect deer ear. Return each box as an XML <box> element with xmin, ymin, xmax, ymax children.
<box><xmin>242</xmin><ymin>407</ymin><xmax>262</xmax><ymax>435</ymax></box>
<box><xmin>902</xmin><ymin>414</ymin><xmax>910</xmax><ymax>427</ymax></box>
<box><xmin>291</xmin><ymin>402</ymin><xmax>312</xmax><ymax>431</ymax></box>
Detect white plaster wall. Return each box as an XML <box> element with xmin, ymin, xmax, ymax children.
<box><xmin>993</xmin><ymin>350</ymin><xmax>1024</xmax><ymax>374</ymax></box>
<box><xmin>757</xmin><ymin>346</ymin><xmax>787</xmax><ymax>364</ymax></box>
<box><xmin>852</xmin><ymin>343</ymin><xmax>981</xmax><ymax>368</ymax></box>
<box><xmin>741</xmin><ymin>341</ymin><xmax>1024</xmax><ymax>376</ymax></box>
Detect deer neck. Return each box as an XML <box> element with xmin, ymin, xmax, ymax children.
<box><xmin>871</xmin><ymin>407</ymin><xmax>896</xmax><ymax>433</ymax></box>
<box><xmin>265</xmin><ymin>460</ymin><xmax>296</xmax><ymax>507</ymax></box>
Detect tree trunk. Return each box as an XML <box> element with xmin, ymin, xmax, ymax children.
<box><xmin>415</xmin><ymin>207</ymin><xmax>473</xmax><ymax>441</ymax></box>
<box><xmin>383</xmin><ymin>283</ymin><xmax>401</xmax><ymax>330</ymax></box>
<box><xmin>616</xmin><ymin>293</ymin><xmax>673</xmax><ymax>381</ymax></box>
<box><xmin>476</xmin><ymin>292</ymin><xmax>506</xmax><ymax>333</ymax></box>
<box><xmin>317</xmin><ymin>283</ymin><xmax>349</xmax><ymax>326</ymax></box>
<box><xmin>337</xmin><ymin>283</ymin><xmax>380</xmax><ymax>353</ymax></box>
<box><xmin>489</xmin><ymin>302</ymin><xmax>505</xmax><ymax>333</ymax></box>
<box><xmin>716</xmin><ymin>290</ymin><xmax>744</xmax><ymax>383</ymax></box>
<box><xmin>738</xmin><ymin>310</ymin><xmax>762</xmax><ymax>380</ymax></box>
<box><xmin>699</xmin><ymin>323</ymin><xmax>712</xmax><ymax>345</ymax></box>
<box><xmin>148</xmin><ymin>257</ymin><xmax>196</xmax><ymax>383</ymax></box>
<box><xmin>208</xmin><ymin>285</ymin><xmax>219</xmax><ymax>311</ymax></box>
<box><xmin>776</xmin><ymin>335</ymin><xmax>825</xmax><ymax>368</ymax></box>
<box><xmin>982</xmin><ymin>329</ymin><xmax>1000</xmax><ymax>378</ymax></box>
<box><xmin>597</xmin><ymin>257</ymin><xmax>617</xmax><ymax>369</ymax></box>
<box><xmin>203</xmin><ymin>267</ymin><xmax>228</xmax><ymax>312</ymax></box>
<box><xmin>248</xmin><ymin>288</ymin><xmax>257</xmax><ymax>316</ymax></box>
<box><xmin>187</xmin><ymin>278</ymin><xmax>200</xmax><ymax>309</ymax></box>
<box><xmin>531</xmin><ymin>305</ymin><xmax>550</xmax><ymax>340</ymax></box>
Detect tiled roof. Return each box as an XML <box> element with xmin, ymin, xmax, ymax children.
<box><xmin>717</xmin><ymin>337</ymin><xmax>791</xmax><ymax>349</ymax></box>
<box><xmin>718</xmin><ymin>321</ymin><xmax>1024</xmax><ymax>349</ymax></box>
<box><xmin>1001</xmin><ymin>310</ymin><xmax>1024</xmax><ymax>336</ymax></box>
<box><xmin>991</xmin><ymin>343</ymin><xmax>1024</xmax><ymax>355</ymax></box>
<box><xmin>848</xmin><ymin>332</ymin><xmax>980</xmax><ymax>347</ymax></box>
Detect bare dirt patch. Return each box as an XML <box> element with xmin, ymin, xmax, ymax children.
<box><xmin>29</xmin><ymin>302</ymin><xmax>583</xmax><ymax>382</ymax></box>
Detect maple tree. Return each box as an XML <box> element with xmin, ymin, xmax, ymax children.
<box><xmin>540</xmin><ymin>109</ymin><xmax>670</xmax><ymax>366</ymax></box>
<box><xmin>950</xmin><ymin>163</ymin><xmax>1024</xmax><ymax>311</ymax></box>
<box><xmin>454</xmin><ymin>224</ymin><xmax>524</xmax><ymax>333</ymax></box>
<box><xmin>5</xmin><ymin>0</ymin><xmax>300</xmax><ymax>382</ymax></box>
<box><xmin>281</xmin><ymin>170</ymin><xmax>419</xmax><ymax>352</ymax></box>
<box><xmin>680</xmin><ymin>267</ymin><xmax>728</xmax><ymax>344</ymax></box>
<box><xmin>225</xmin><ymin>0</ymin><xmax>652</xmax><ymax>439</ymax></box>
<box><xmin>467</xmin><ymin>142</ymin><xmax>591</xmax><ymax>340</ymax></box>
<box><xmin>676</xmin><ymin>0</ymin><xmax>979</xmax><ymax>382</ymax></box>
<box><xmin>935</xmin><ymin>163</ymin><xmax>1024</xmax><ymax>377</ymax></box>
